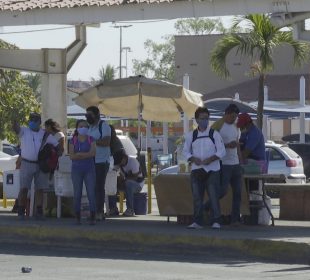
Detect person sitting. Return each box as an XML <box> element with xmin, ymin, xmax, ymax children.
<box><xmin>113</xmin><ymin>150</ymin><xmax>144</xmax><ymax>217</ymax></box>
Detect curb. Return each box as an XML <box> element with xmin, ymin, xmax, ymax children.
<box><xmin>1</xmin><ymin>225</ymin><xmax>309</xmax><ymax>264</ymax></box>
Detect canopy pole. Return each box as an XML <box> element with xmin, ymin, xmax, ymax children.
<box><xmin>300</xmin><ymin>76</ymin><xmax>305</xmax><ymax>144</ymax></box>
<box><xmin>183</xmin><ymin>74</ymin><xmax>190</xmax><ymax>134</ymax></box>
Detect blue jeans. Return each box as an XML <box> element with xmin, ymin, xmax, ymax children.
<box><xmin>190</xmin><ymin>169</ymin><xmax>221</xmax><ymax>226</ymax></box>
<box><xmin>124</xmin><ymin>179</ymin><xmax>142</xmax><ymax>210</ymax></box>
<box><xmin>95</xmin><ymin>162</ymin><xmax>110</xmax><ymax>214</ymax></box>
<box><xmin>220</xmin><ymin>164</ymin><xmax>242</xmax><ymax>223</ymax></box>
<box><xmin>71</xmin><ymin>167</ymin><xmax>96</xmax><ymax>214</ymax></box>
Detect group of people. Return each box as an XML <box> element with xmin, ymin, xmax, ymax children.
<box><xmin>183</xmin><ymin>104</ymin><xmax>266</xmax><ymax>229</ymax></box>
<box><xmin>13</xmin><ymin>105</ymin><xmax>143</xmax><ymax>224</ymax></box>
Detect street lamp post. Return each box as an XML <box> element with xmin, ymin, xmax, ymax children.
<box><xmin>113</xmin><ymin>24</ymin><xmax>132</xmax><ymax>78</ymax></box>
<box><xmin>122</xmin><ymin>47</ymin><xmax>132</xmax><ymax>77</ymax></box>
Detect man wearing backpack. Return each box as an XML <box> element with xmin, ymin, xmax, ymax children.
<box><xmin>183</xmin><ymin>107</ymin><xmax>226</xmax><ymax>229</ymax></box>
<box><xmin>12</xmin><ymin>112</ymin><xmax>59</xmax><ymax>220</ymax></box>
<box><xmin>86</xmin><ymin>106</ymin><xmax>111</xmax><ymax>221</ymax></box>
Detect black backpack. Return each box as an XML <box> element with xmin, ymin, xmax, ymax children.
<box><xmin>38</xmin><ymin>132</ymin><xmax>59</xmax><ymax>173</ymax></box>
<box><xmin>192</xmin><ymin>128</ymin><xmax>215</xmax><ymax>145</ymax></box>
<box><xmin>98</xmin><ymin>120</ymin><xmax>124</xmax><ymax>156</ymax></box>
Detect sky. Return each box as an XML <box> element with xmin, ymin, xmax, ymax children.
<box><xmin>0</xmin><ymin>19</ymin><xmax>180</xmax><ymax>81</ymax></box>
<box><xmin>0</xmin><ymin>17</ymin><xmax>233</xmax><ymax>82</ymax></box>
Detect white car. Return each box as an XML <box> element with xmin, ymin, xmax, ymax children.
<box><xmin>265</xmin><ymin>142</ymin><xmax>306</xmax><ymax>183</ymax></box>
<box><xmin>159</xmin><ymin>142</ymin><xmax>306</xmax><ymax>183</ymax></box>
<box><xmin>0</xmin><ymin>151</ymin><xmax>18</xmax><ymax>182</ymax></box>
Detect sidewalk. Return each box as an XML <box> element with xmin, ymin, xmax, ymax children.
<box><xmin>0</xmin><ymin>195</ymin><xmax>310</xmax><ymax>265</ymax></box>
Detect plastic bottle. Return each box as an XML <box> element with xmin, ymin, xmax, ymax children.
<box><xmin>21</xmin><ymin>267</ymin><xmax>32</xmax><ymax>273</ymax></box>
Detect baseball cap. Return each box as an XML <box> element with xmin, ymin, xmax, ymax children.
<box><xmin>236</xmin><ymin>113</ymin><xmax>252</xmax><ymax>128</ymax></box>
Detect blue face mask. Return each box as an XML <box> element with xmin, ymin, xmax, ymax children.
<box><xmin>197</xmin><ymin>119</ymin><xmax>209</xmax><ymax>130</ymax></box>
<box><xmin>29</xmin><ymin>121</ymin><xmax>39</xmax><ymax>131</ymax></box>
<box><xmin>77</xmin><ymin>127</ymin><xmax>88</xmax><ymax>136</ymax></box>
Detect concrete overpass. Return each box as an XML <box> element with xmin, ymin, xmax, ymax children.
<box><xmin>1</xmin><ymin>0</ymin><xmax>310</xmax><ymax>131</ymax></box>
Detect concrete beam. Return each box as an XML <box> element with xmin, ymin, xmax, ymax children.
<box><xmin>0</xmin><ymin>49</ymin><xmax>45</xmax><ymax>72</ymax></box>
<box><xmin>66</xmin><ymin>26</ymin><xmax>87</xmax><ymax>72</ymax></box>
<box><xmin>0</xmin><ymin>0</ymin><xmax>309</xmax><ymax>27</ymax></box>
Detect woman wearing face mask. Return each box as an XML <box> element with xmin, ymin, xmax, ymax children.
<box><xmin>183</xmin><ymin>107</ymin><xmax>226</xmax><ymax>230</ymax></box>
<box><xmin>69</xmin><ymin>119</ymin><xmax>96</xmax><ymax>225</ymax></box>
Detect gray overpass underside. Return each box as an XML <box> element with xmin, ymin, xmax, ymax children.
<box><xmin>0</xmin><ymin>0</ymin><xmax>309</xmax><ymax>27</ymax></box>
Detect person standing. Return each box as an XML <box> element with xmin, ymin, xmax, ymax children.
<box><xmin>44</xmin><ymin>119</ymin><xmax>65</xmax><ymax>156</ymax></box>
<box><xmin>69</xmin><ymin>120</ymin><xmax>96</xmax><ymax>225</ymax></box>
<box><xmin>237</xmin><ymin>112</ymin><xmax>266</xmax><ymax>197</ymax></box>
<box><xmin>183</xmin><ymin>107</ymin><xmax>226</xmax><ymax>229</ymax></box>
<box><xmin>113</xmin><ymin>150</ymin><xmax>144</xmax><ymax>217</ymax></box>
<box><xmin>212</xmin><ymin>104</ymin><xmax>243</xmax><ymax>225</ymax></box>
<box><xmin>237</xmin><ymin>113</ymin><xmax>266</xmax><ymax>164</ymax></box>
<box><xmin>12</xmin><ymin>112</ymin><xmax>59</xmax><ymax>220</ymax></box>
<box><xmin>86</xmin><ymin>106</ymin><xmax>111</xmax><ymax>221</ymax></box>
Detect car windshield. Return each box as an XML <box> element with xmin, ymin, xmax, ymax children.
<box><xmin>119</xmin><ymin>136</ymin><xmax>137</xmax><ymax>156</ymax></box>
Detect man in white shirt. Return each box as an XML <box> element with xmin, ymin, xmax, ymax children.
<box><xmin>86</xmin><ymin>106</ymin><xmax>111</xmax><ymax>221</ymax></box>
<box><xmin>212</xmin><ymin>104</ymin><xmax>242</xmax><ymax>225</ymax></box>
<box><xmin>12</xmin><ymin>112</ymin><xmax>59</xmax><ymax>220</ymax></box>
<box><xmin>183</xmin><ymin>107</ymin><xmax>226</xmax><ymax>229</ymax></box>
<box><xmin>114</xmin><ymin>150</ymin><xmax>144</xmax><ymax>217</ymax></box>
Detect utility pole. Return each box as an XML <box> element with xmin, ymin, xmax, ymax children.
<box><xmin>112</xmin><ymin>24</ymin><xmax>132</xmax><ymax>78</ymax></box>
<box><xmin>122</xmin><ymin>47</ymin><xmax>132</xmax><ymax>77</ymax></box>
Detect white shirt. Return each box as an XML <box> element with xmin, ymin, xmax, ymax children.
<box><xmin>219</xmin><ymin>122</ymin><xmax>240</xmax><ymax>165</ymax></box>
<box><xmin>54</xmin><ymin>131</ymin><xmax>65</xmax><ymax>142</ymax></box>
<box><xmin>19</xmin><ymin>127</ymin><xmax>58</xmax><ymax>161</ymax></box>
<box><xmin>121</xmin><ymin>156</ymin><xmax>144</xmax><ymax>187</ymax></box>
<box><xmin>183</xmin><ymin>127</ymin><xmax>226</xmax><ymax>172</ymax></box>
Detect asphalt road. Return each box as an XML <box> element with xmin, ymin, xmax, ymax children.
<box><xmin>1</xmin><ymin>242</ymin><xmax>309</xmax><ymax>280</ymax></box>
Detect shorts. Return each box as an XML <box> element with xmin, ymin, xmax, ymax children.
<box><xmin>20</xmin><ymin>159</ymin><xmax>49</xmax><ymax>190</ymax></box>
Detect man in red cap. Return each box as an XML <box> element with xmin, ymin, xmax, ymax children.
<box><xmin>237</xmin><ymin>113</ymin><xmax>266</xmax><ymax>163</ymax></box>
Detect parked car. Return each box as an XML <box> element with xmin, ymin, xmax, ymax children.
<box><xmin>0</xmin><ymin>151</ymin><xmax>19</xmax><ymax>182</ymax></box>
<box><xmin>159</xmin><ymin>141</ymin><xmax>306</xmax><ymax>184</ymax></box>
<box><xmin>3</xmin><ymin>143</ymin><xmax>20</xmax><ymax>156</ymax></box>
<box><xmin>265</xmin><ymin>141</ymin><xmax>306</xmax><ymax>183</ymax></box>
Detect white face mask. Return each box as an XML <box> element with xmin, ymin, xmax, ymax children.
<box><xmin>77</xmin><ymin>127</ymin><xmax>88</xmax><ymax>135</ymax></box>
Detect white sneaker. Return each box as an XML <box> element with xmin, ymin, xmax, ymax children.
<box><xmin>187</xmin><ymin>222</ymin><xmax>203</xmax><ymax>229</ymax></box>
<box><xmin>212</xmin><ymin>222</ymin><xmax>221</xmax><ymax>229</ymax></box>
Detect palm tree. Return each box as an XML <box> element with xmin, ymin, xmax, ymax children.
<box><xmin>211</xmin><ymin>14</ymin><xmax>310</xmax><ymax>129</ymax></box>
<box><xmin>91</xmin><ymin>64</ymin><xmax>115</xmax><ymax>85</ymax></box>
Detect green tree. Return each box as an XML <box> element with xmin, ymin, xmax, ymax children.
<box><xmin>133</xmin><ymin>18</ymin><xmax>234</xmax><ymax>82</ymax></box>
<box><xmin>91</xmin><ymin>64</ymin><xmax>115</xmax><ymax>85</ymax></box>
<box><xmin>175</xmin><ymin>18</ymin><xmax>226</xmax><ymax>35</ymax></box>
<box><xmin>0</xmin><ymin>39</ymin><xmax>40</xmax><ymax>143</ymax></box>
<box><xmin>133</xmin><ymin>35</ymin><xmax>175</xmax><ymax>81</ymax></box>
<box><xmin>211</xmin><ymin>14</ymin><xmax>310</xmax><ymax>129</ymax></box>
<box><xmin>24</xmin><ymin>73</ymin><xmax>41</xmax><ymax>102</ymax></box>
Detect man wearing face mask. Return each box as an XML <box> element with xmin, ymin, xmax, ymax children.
<box><xmin>85</xmin><ymin>106</ymin><xmax>111</xmax><ymax>221</ymax></box>
<box><xmin>183</xmin><ymin>107</ymin><xmax>226</xmax><ymax>229</ymax></box>
<box><xmin>12</xmin><ymin>112</ymin><xmax>59</xmax><ymax>220</ymax></box>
